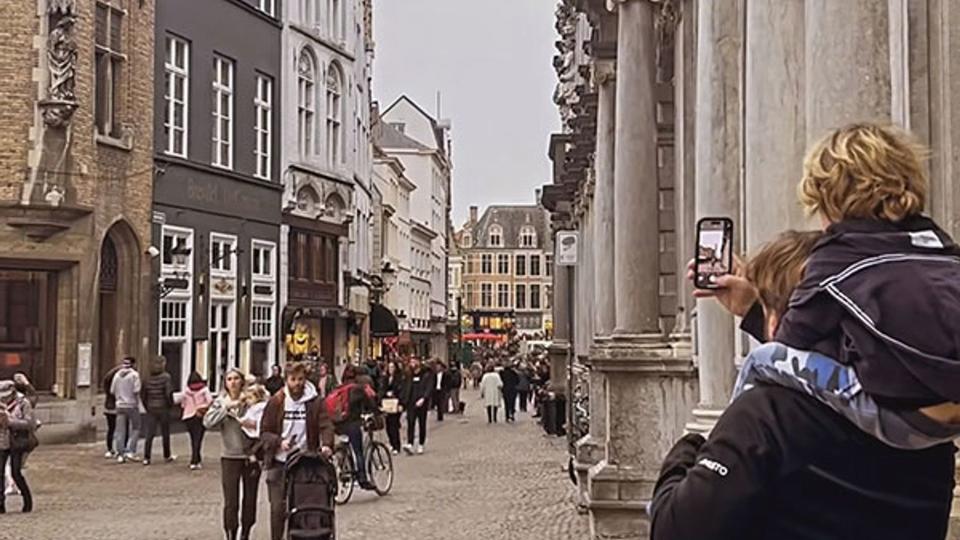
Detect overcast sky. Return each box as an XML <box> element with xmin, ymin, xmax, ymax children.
<box><xmin>373</xmin><ymin>1</ymin><xmax>561</xmax><ymax>226</ymax></box>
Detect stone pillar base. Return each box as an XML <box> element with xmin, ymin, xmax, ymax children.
<box><xmin>574</xmin><ymin>434</ymin><xmax>605</xmax><ymax>512</ymax></box>
<box><xmin>548</xmin><ymin>339</ymin><xmax>571</xmax><ymax>395</ymax></box>
<box><xmin>588</xmin><ymin>461</ymin><xmax>653</xmax><ymax>540</ymax></box>
<box><xmin>685</xmin><ymin>406</ymin><xmax>725</xmax><ymax>436</ymax></box>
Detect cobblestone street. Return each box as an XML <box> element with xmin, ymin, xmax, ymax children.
<box><xmin>2</xmin><ymin>389</ymin><xmax>587</xmax><ymax>540</ymax></box>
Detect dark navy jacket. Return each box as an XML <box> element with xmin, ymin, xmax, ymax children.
<box><xmin>772</xmin><ymin>215</ymin><xmax>960</xmax><ymax>407</ymax></box>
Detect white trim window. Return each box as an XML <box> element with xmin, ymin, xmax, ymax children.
<box><xmin>530</xmin><ymin>254</ymin><xmax>541</xmax><ymax>277</ymax></box>
<box><xmin>298</xmin><ymin>51</ymin><xmax>316</xmax><ymax>158</ymax></box>
<box><xmin>254</xmin><ymin>75</ymin><xmax>273</xmax><ymax>180</ymax></box>
<box><xmin>212</xmin><ymin>55</ymin><xmax>235</xmax><ymax>169</ymax></box>
<box><xmin>163</xmin><ymin>35</ymin><xmax>189</xmax><ymax>157</ymax></box>
<box><xmin>520</xmin><ymin>226</ymin><xmax>537</xmax><ymax>248</ymax></box>
<box><xmin>94</xmin><ymin>1</ymin><xmax>125</xmax><ymax>138</ymax></box>
<box><xmin>251</xmin><ymin>303</ymin><xmax>273</xmax><ymax>341</ymax></box>
<box><xmin>160</xmin><ymin>299</ymin><xmax>188</xmax><ymax>341</ymax></box>
<box><xmin>497</xmin><ymin>283</ymin><xmax>510</xmax><ymax>309</ymax></box>
<box><xmin>210</xmin><ymin>233</ymin><xmax>237</xmax><ymax>276</ymax></box>
<box><xmin>161</xmin><ymin>226</ymin><xmax>193</xmax><ymax>272</ymax></box>
<box><xmin>530</xmin><ymin>284</ymin><xmax>542</xmax><ymax>310</ymax></box>
<box><xmin>515</xmin><ymin>284</ymin><xmax>526</xmax><ymax>310</ymax></box>
<box><xmin>326</xmin><ymin>64</ymin><xmax>342</xmax><ymax>167</ymax></box>
<box><xmin>258</xmin><ymin>0</ymin><xmax>275</xmax><ymax>17</ymax></box>
<box><xmin>481</xmin><ymin>283</ymin><xmax>493</xmax><ymax>308</ymax></box>
<box><xmin>497</xmin><ymin>254</ymin><xmax>510</xmax><ymax>275</ymax></box>
<box><xmin>251</xmin><ymin>240</ymin><xmax>275</xmax><ymax>280</ymax></box>
<box><xmin>489</xmin><ymin>225</ymin><xmax>502</xmax><ymax>247</ymax></box>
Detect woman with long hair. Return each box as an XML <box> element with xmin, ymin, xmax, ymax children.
<box><xmin>379</xmin><ymin>360</ymin><xmax>405</xmax><ymax>455</ymax></box>
<box><xmin>203</xmin><ymin>369</ymin><xmax>259</xmax><ymax>540</ymax></box>
<box><xmin>0</xmin><ymin>380</ymin><xmax>33</xmax><ymax>513</ymax></box>
<box><xmin>180</xmin><ymin>372</ymin><xmax>213</xmax><ymax>470</ymax></box>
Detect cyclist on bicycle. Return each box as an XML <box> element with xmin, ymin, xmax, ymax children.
<box><xmin>329</xmin><ymin>365</ymin><xmax>378</xmax><ymax>490</ymax></box>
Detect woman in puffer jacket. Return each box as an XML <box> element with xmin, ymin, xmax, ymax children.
<box><xmin>0</xmin><ymin>380</ymin><xmax>35</xmax><ymax>513</ymax></box>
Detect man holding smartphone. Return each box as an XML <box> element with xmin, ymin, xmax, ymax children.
<box><xmin>261</xmin><ymin>361</ymin><xmax>335</xmax><ymax>540</ymax></box>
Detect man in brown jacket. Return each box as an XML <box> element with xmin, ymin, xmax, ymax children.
<box><xmin>261</xmin><ymin>361</ymin><xmax>335</xmax><ymax>540</ymax></box>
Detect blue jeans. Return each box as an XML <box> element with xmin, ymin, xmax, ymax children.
<box><xmin>734</xmin><ymin>342</ymin><xmax>960</xmax><ymax>450</ymax></box>
<box><xmin>342</xmin><ymin>423</ymin><xmax>368</xmax><ymax>485</ymax></box>
<box><xmin>114</xmin><ymin>407</ymin><xmax>141</xmax><ymax>456</ymax></box>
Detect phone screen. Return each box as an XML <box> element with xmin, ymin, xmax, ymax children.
<box><xmin>695</xmin><ymin>218</ymin><xmax>733</xmax><ymax>289</ymax></box>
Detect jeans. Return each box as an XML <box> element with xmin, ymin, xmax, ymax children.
<box><xmin>342</xmin><ymin>423</ymin><xmax>368</xmax><ymax>484</ymax></box>
<box><xmin>432</xmin><ymin>390</ymin><xmax>447</xmax><ymax>421</ymax></box>
<box><xmin>385</xmin><ymin>413</ymin><xmax>402</xmax><ymax>452</ymax></box>
<box><xmin>105</xmin><ymin>412</ymin><xmax>117</xmax><ymax>452</ymax></box>
<box><xmin>221</xmin><ymin>457</ymin><xmax>260</xmax><ymax>534</ymax></box>
<box><xmin>503</xmin><ymin>390</ymin><xmax>517</xmax><ymax>421</ymax></box>
<box><xmin>185</xmin><ymin>417</ymin><xmax>206</xmax><ymax>465</ymax></box>
<box><xmin>518</xmin><ymin>391</ymin><xmax>530</xmax><ymax>412</ymax></box>
<box><xmin>266</xmin><ymin>464</ymin><xmax>286</xmax><ymax>540</ymax></box>
<box><xmin>142</xmin><ymin>410</ymin><xmax>171</xmax><ymax>461</ymax></box>
<box><xmin>114</xmin><ymin>407</ymin><xmax>141</xmax><ymax>456</ymax></box>
<box><xmin>406</xmin><ymin>405</ymin><xmax>428</xmax><ymax>446</ymax></box>
<box><xmin>449</xmin><ymin>388</ymin><xmax>461</xmax><ymax>414</ymax></box>
<box><xmin>486</xmin><ymin>406</ymin><xmax>499</xmax><ymax>424</ymax></box>
<box><xmin>0</xmin><ymin>450</ymin><xmax>31</xmax><ymax>512</ymax></box>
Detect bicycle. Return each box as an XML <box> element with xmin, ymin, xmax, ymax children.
<box><xmin>331</xmin><ymin>413</ymin><xmax>394</xmax><ymax>504</ymax></box>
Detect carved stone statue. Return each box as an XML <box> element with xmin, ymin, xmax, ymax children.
<box><xmin>41</xmin><ymin>12</ymin><xmax>78</xmax><ymax>127</ymax></box>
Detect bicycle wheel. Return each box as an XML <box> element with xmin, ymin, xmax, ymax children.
<box><xmin>366</xmin><ymin>441</ymin><xmax>394</xmax><ymax>496</ymax></box>
<box><xmin>332</xmin><ymin>446</ymin><xmax>355</xmax><ymax>505</ymax></box>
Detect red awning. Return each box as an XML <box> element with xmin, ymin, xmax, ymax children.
<box><xmin>462</xmin><ymin>333</ymin><xmax>504</xmax><ymax>342</ymax></box>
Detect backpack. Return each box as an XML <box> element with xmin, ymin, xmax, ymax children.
<box><xmin>323</xmin><ymin>383</ymin><xmax>376</xmax><ymax>424</ymax></box>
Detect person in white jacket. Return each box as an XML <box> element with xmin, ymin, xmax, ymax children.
<box><xmin>110</xmin><ymin>356</ymin><xmax>142</xmax><ymax>462</ymax></box>
<box><xmin>480</xmin><ymin>365</ymin><xmax>503</xmax><ymax>424</ymax></box>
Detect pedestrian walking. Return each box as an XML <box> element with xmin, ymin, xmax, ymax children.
<box><xmin>448</xmin><ymin>364</ymin><xmax>463</xmax><ymax>414</ymax></box>
<box><xmin>431</xmin><ymin>361</ymin><xmax>449</xmax><ymax>422</ymax></box>
<box><xmin>0</xmin><ymin>380</ymin><xmax>34</xmax><ymax>513</ymax></box>
<box><xmin>316</xmin><ymin>361</ymin><xmax>337</xmax><ymax>399</ymax></box>
<box><xmin>261</xmin><ymin>362</ymin><xmax>335</xmax><ymax>540</ymax></box>
<box><xmin>141</xmin><ymin>355</ymin><xmax>176</xmax><ymax>466</ymax></box>
<box><xmin>379</xmin><ymin>360</ymin><xmax>405</xmax><ymax>454</ymax></box>
<box><xmin>480</xmin><ymin>365</ymin><xmax>503</xmax><ymax>424</ymax></box>
<box><xmin>264</xmin><ymin>365</ymin><xmax>284</xmax><ymax>396</ymax></box>
<box><xmin>470</xmin><ymin>361</ymin><xmax>482</xmax><ymax>390</ymax></box>
<box><xmin>204</xmin><ymin>369</ymin><xmax>260</xmax><ymax>540</ymax></box>
<box><xmin>102</xmin><ymin>361</ymin><xmax>124</xmax><ymax>459</ymax></box>
<box><xmin>516</xmin><ymin>364</ymin><xmax>531</xmax><ymax>413</ymax></box>
<box><xmin>180</xmin><ymin>371</ymin><xmax>213</xmax><ymax>470</ymax></box>
<box><xmin>111</xmin><ymin>356</ymin><xmax>142</xmax><ymax>463</ymax></box>
<box><xmin>500</xmin><ymin>363</ymin><xmax>520</xmax><ymax>423</ymax></box>
<box><xmin>401</xmin><ymin>357</ymin><xmax>433</xmax><ymax>455</ymax></box>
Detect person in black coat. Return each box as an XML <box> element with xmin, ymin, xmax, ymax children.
<box><xmin>379</xmin><ymin>360</ymin><xmax>405</xmax><ymax>454</ymax></box>
<box><xmin>140</xmin><ymin>355</ymin><xmax>175</xmax><ymax>465</ymax></box>
<box><xmin>401</xmin><ymin>357</ymin><xmax>434</xmax><ymax>454</ymax></box>
<box><xmin>500</xmin><ymin>363</ymin><xmax>520</xmax><ymax>423</ymax></box>
<box><xmin>430</xmin><ymin>361</ymin><xmax>449</xmax><ymax>422</ymax></box>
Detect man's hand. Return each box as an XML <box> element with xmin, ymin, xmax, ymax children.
<box><xmin>280</xmin><ymin>438</ymin><xmax>293</xmax><ymax>452</ymax></box>
<box><xmin>687</xmin><ymin>258</ymin><xmax>757</xmax><ymax>317</ymax></box>
<box><xmin>320</xmin><ymin>446</ymin><xmax>333</xmax><ymax>459</ymax></box>
<box><xmin>416</xmin><ymin>398</ymin><xmax>425</xmax><ymax>408</ymax></box>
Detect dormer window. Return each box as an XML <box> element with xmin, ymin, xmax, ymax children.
<box><xmin>461</xmin><ymin>232</ymin><xmax>472</xmax><ymax>248</ymax></box>
<box><xmin>520</xmin><ymin>226</ymin><xmax>537</xmax><ymax>248</ymax></box>
<box><xmin>489</xmin><ymin>225</ymin><xmax>502</xmax><ymax>247</ymax></box>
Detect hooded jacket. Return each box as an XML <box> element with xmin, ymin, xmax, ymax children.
<box><xmin>110</xmin><ymin>367</ymin><xmax>141</xmax><ymax>409</ymax></box>
<box><xmin>141</xmin><ymin>361</ymin><xmax>174</xmax><ymax>414</ymax></box>
<box><xmin>773</xmin><ymin>215</ymin><xmax>960</xmax><ymax>408</ymax></box>
<box><xmin>260</xmin><ymin>383</ymin><xmax>335</xmax><ymax>467</ymax></box>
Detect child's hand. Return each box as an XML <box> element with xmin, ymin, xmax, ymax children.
<box><xmin>688</xmin><ymin>258</ymin><xmax>757</xmax><ymax>317</ymax></box>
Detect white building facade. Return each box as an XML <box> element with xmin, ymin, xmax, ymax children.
<box><xmin>278</xmin><ymin>0</ymin><xmax>375</xmax><ymax>370</ymax></box>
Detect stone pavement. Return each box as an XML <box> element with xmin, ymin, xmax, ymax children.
<box><xmin>1</xmin><ymin>389</ymin><xmax>589</xmax><ymax>540</ymax></box>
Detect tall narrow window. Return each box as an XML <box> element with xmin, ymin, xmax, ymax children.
<box><xmin>212</xmin><ymin>55</ymin><xmax>234</xmax><ymax>169</ymax></box>
<box><xmin>488</xmin><ymin>225</ymin><xmax>502</xmax><ymax>247</ymax></box>
<box><xmin>481</xmin><ymin>283</ymin><xmax>493</xmax><ymax>308</ymax></box>
<box><xmin>95</xmin><ymin>2</ymin><xmax>124</xmax><ymax>138</ymax></box>
<box><xmin>326</xmin><ymin>64</ymin><xmax>342</xmax><ymax>167</ymax></box>
<box><xmin>254</xmin><ymin>75</ymin><xmax>273</xmax><ymax>179</ymax></box>
<box><xmin>297</xmin><ymin>51</ymin><xmax>316</xmax><ymax>157</ymax></box>
<box><xmin>497</xmin><ymin>283</ymin><xmax>510</xmax><ymax>308</ymax></box>
<box><xmin>164</xmin><ymin>36</ymin><xmax>189</xmax><ymax>156</ymax></box>
<box><xmin>481</xmin><ymin>254</ymin><xmax>492</xmax><ymax>274</ymax></box>
<box><xmin>530</xmin><ymin>284</ymin><xmax>541</xmax><ymax>310</ymax></box>
<box><xmin>329</xmin><ymin>0</ymin><xmax>343</xmax><ymax>41</ymax></box>
<box><xmin>530</xmin><ymin>254</ymin><xmax>541</xmax><ymax>276</ymax></box>
<box><xmin>515</xmin><ymin>255</ymin><xmax>526</xmax><ymax>277</ymax></box>
<box><xmin>497</xmin><ymin>254</ymin><xmax>510</xmax><ymax>275</ymax></box>
<box><xmin>515</xmin><ymin>284</ymin><xmax>526</xmax><ymax>309</ymax></box>
<box><xmin>519</xmin><ymin>226</ymin><xmax>537</xmax><ymax>248</ymax></box>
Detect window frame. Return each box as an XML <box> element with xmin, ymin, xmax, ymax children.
<box><xmin>530</xmin><ymin>284</ymin><xmax>542</xmax><ymax>310</ymax></box>
<box><xmin>326</xmin><ymin>63</ymin><xmax>343</xmax><ymax>167</ymax></box>
<box><xmin>488</xmin><ymin>225</ymin><xmax>502</xmax><ymax>247</ymax></box>
<box><xmin>515</xmin><ymin>284</ymin><xmax>526</xmax><ymax>310</ymax></box>
<box><xmin>497</xmin><ymin>283</ymin><xmax>510</xmax><ymax>309</ymax></box>
<box><xmin>515</xmin><ymin>254</ymin><xmax>526</xmax><ymax>277</ymax></box>
<box><xmin>211</xmin><ymin>54</ymin><xmax>235</xmax><ymax>169</ymax></box>
<box><xmin>163</xmin><ymin>35</ymin><xmax>190</xmax><ymax>157</ymax></box>
<box><xmin>258</xmin><ymin>0</ymin><xmax>276</xmax><ymax>16</ymax></box>
<box><xmin>95</xmin><ymin>1</ymin><xmax>126</xmax><ymax>139</ymax></box>
<box><xmin>159</xmin><ymin>298</ymin><xmax>189</xmax><ymax>341</ymax></box>
<box><xmin>251</xmin><ymin>239</ymin><xmax>276</xmax><ymax>280</ymax></box>
<box><xmin>530</xmin><ymin>254</ymin><xmax>542</xmax><ymax>277</ymax></box>
<box><xmin>480</xmin><ymin>253</ymin><xmax>493</xmax><ymax>275</ymax></box>
<box><xmin>209</xmin><ymin>232</ymin><xmax>237</xmax><ymax>277</ymax></box>
<box><xmin>497</xmin><ymin>253</ymin><xmax>510</xmax><ymax>275</ymax></box>
<box><xmin>161</xmin><ymin>225</ymin><xmax>194</xmax><ymax>273</ymax></box>
<box><xmin>251</xmin><ymin>302</ymin><xmax>274</xmax><ymax>341</ymax></box>
<box><xmin>254</xmin><ymin>74</ymin><xmax>273</xmax><ymax>180</ymax></box>
<box><xmin>480</xmin><ymin>282</ymin><xmax>493</xmax><ymax>308</ymax></box>
<box><xmin>297</xmin><ymin>50</ymin><xmax>316</xmax><ymax>158</ymax></box>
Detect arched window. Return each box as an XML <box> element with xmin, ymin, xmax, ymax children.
<box><xmin>325</xmin><ymin>63</ymin><xmax>343</xmax><ymax>167</ymax></box>
<box><xmin>488</xmin><ymin>225</ymin><xmax>502</xmax><ymax>247</ymax></box>
<box><xmin>297</xmin><ymin>49</ymin><xmax>316</xmax><ymax>157</ymax></box>
<box><xmin>519</xmin><ymin>226</ymin><xmax>537</xmax><ymax>248</ymax></box>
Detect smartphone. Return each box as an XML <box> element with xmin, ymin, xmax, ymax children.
<box><xmin>694</xmin><ymin>217</ymin><xmax>734</xmax><ymax>289</ymax></box>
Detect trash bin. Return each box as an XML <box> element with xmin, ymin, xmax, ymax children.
<box><xmin>542</xmin><ymin>393</ymin><xmax>567</xmax><ymax>436</ymax></box>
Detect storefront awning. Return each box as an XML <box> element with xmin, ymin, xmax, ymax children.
<box><xmin>369</xmin><ymin>303</ymin><xmax>399</xmax><ymax>338</ymax></box>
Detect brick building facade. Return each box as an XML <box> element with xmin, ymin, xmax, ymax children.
<box><xmin>0</xmin><ymin>0</ymin><xmax>155</xmax><ymax>438</ymax></box>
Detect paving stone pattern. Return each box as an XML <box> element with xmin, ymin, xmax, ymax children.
<box><xmin>1</xmin><ymin>389</ymin><xmax>589</xmax><ymax>540</ymax></box>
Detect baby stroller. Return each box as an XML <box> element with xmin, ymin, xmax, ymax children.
<box><xmin>285</xmin><ymin>451</ymin><xmax>337</xmax><ymax>540</ymax></box>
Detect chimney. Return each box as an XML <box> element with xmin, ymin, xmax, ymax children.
<box><xmin>469</xmin><ymin>206</ymin><xmax>478</xmax><ymax>224</ymax></box>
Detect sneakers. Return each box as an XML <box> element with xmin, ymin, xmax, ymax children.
<box><xmin>142</xmin><ymin>459</ymin><xmax>151</xmax><ymax>466</ymax></box>
<box><xmin>391</xmin><ymin>449</ymin><xmax>400</xmax><ymax>456</ymax></box>
<box><xmin>415</xmin><ymin>444</ymin><xmax>424</xmax><ymax>455</ymax></box>
<box><xmin>402</xmin><ymin>444</ymin><xmax>414</xmax><ymax>455</ymax></box>
<box><xmin>104</xmin><ymin>451</ymin><xmax>118</xmax><ymax>459</ymax></box>
<box><xmin>165</xmin><ymin>455</ymin><xmax>178</xmax><ymax>463</ymax></box>
<box><xmin>123</xmin><ymin>453</ymin><xmax>141</xmax><ymax>463</ymax></box>
<box><xmin>189</xmin><ymin>463</ymin><xmax>202</xmax><ymax>471</ymax></box>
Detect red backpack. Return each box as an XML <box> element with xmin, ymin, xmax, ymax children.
<box><xmin>324</xmin><ymin>383</ymin><xmax>376</xmax><ymax>424</ymax></box>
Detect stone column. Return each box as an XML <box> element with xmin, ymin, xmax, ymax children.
<box><xmin>805</xmin><ymin>0</ymin><xmax>893</xmax><ymax>140</ymax></box>
<box><xmin>687</xmin><ymin>0</ymin><xmax>743</xmax><ymax>435</ymax></box>
<box><xmin>548</xmin><ymin>228</ymin><xmax>572</xmax><ymax>395</ymax></box>
<box><xmin>588</xmin><ymin>1</ymin><xmax>696</xmax><ymax>537</ymax></box>
<box><xmin>743</xmin><ymin>0</ymin><xmax>808</xmax><ymax>250</ymax></box>
<box><xmin>575</xmin><ymin>58</ymin><xmax>616</xmax><ymax>509</ymax></box>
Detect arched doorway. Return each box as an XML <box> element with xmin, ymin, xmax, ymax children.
<box><xmin>97</xmin><ymin>222</ymin><xmax>142</xmax><ymax>387</ymax></box>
